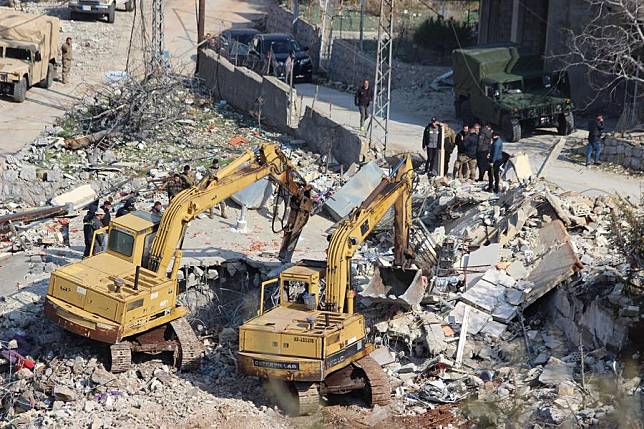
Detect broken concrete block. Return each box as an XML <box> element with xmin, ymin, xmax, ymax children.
<box><xmin>53</xmin><ymin>385</ymin><xmax>76</xmax><ymax>402</ymax></box>
<box><xmin>91</xmin><ymin>367</ymin><xmax>116</xmax><ymax>385</ymax></box>
<box><xmin>448</xmin><ymin>302</ymin><xmax>492</xmax><ymax>335</ymax></box>
<box><xmin>51</xmin><ymin>184</ymin><xmax>98</xmax><ymax>210</ymax></box>
<box><xmin>370</xmin><ymin>346</ymin><xmax>396</xmax><ymax>366</ymax></box>
<box><xmin>464</xmin><ymin>244</ymin><xmax>501</xmax><ymax>268</ymax></box>
<box><xmin>480</xmin><ymin>320</ymin><xmax>507</xmax><ymax>338</ymax></box>
<box><xmin>506</xmin><ymin>260</ymin><xmax>528</xmax><ymax>280</ymax></box>
<box><xmin>324</xmin><ymin>161</ymin><xmax>385</xmax><ymax>220</ymax></box>
<box><xmin>539</xmin><ymin>357</ymin><xmax>574</xmax><ymax>385</ymax></box>
<box><xmin>425</xmin><ymin>324</ymin><xmax>448</xmax><ymax>355</ymax></box>
<box><xmin>45</xmin><ymin>170</ymin><xmax>63</xmax><ymax>182</ymax></box>
<box><xmin>20</xmin><ymin>166</ymin><xmax>37</xmax><ymax>181</ymax></box>
<box><xmin>230</xmin><ymin>178</ymin><xmax>273</xmax><ymax>209</ymax></box>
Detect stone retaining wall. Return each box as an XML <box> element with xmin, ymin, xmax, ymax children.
<box><xmin>601</xmin><ymin>133</ymin><xmax>644</xmax><ymax>171</ymax></box>
<box><xmin>328</xmin><ymin>39</ymin><xmax>377</xmax><ymax>88</ymax></box>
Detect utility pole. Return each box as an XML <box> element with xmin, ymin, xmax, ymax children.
<box><xmin>197</xmin><ymin>0</ymin><xmax>205</xmax><ymax>45</ymax></box>
<box><xmin>359</xmin><ymin>0</ymin><xmax>365</xmax><ymax>52</ymax></box>
<box><xmin>369</xmin><ymin>0</ymin><xmax>395</xmax><ymax>153</ymax></box>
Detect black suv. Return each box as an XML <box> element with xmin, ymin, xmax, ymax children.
<box><xmin>215</xmin><ymin>28</ymin><xmax>260</xmax><ymax>66</ymax></box>
<box><xmin>246</xmin><ymin>33</ymin><xmax>313</xmax><ymax>82</ymax></box>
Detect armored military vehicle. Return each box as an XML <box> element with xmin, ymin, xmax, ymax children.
<box><xmin>453</xmin><ymin>46</ymin><xmax>574</xmax><ymax>142</ymax></box>
<box><xmin>0</xmin><ymin>11</ymin><xmax>60</xmax><ymax>103</ymax></box>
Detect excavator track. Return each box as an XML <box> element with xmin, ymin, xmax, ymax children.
<box><xmin>109</xmin><ymin>342</ymin><xmax>132</xmax><ymax>373</ymax></box>
<box><xmin>293</xmin><ymin>382</ymin><xmax>320</xmax><ymax>416</ymax></box>
<box><xmin>170</xmin><ymin>317</ymin><xmax>203</xmax><ymax>371</ymax></box>
<box><xmin>354</xmin><ymin>355</ymin><xmax>391</xmax><ymax>406</ymax></box>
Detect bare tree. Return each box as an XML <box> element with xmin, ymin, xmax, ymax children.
<box><xmin>555</xmin><ymin>0</ymin><xmax>643</xmax><ymax>125</ymax></box>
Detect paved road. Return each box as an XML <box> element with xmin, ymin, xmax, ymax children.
<box><xmin>296</xmin><ymin>83</ymin><xmax>642</xmax><ymax>199</ymax></box>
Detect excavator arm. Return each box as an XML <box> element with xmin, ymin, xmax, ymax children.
<box><xmin>325</xmin><ymin>155</ymin><xmax>414</xmax><ymax>313</ymax></box>
<box><xmin>147</xmin><ymin>144</ymin><xmax>313</xmax><ymax>274</ymax></box>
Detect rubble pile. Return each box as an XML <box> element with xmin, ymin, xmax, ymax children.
<box><xmin>355</xmin><ymin>177</ymin><xmax>643</xmax><ymax>426</ymax></box>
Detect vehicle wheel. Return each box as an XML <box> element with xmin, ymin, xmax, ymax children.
<box><xmin>304</xmin><ymin>72</ymin><xmax>313</xmax><ymax>83</ymax></box>
<box><xmin>126</xmin><ymin>0</ymin><xmax>135</xmax><ymax>12</ymax></box>
<box><xmin>557</xmin><ymin>112</ymin><xmax>574</xmax><ymax>135</ymax></box>
<box><xmin>107</xmin><ymin>5</ymin><xmax>115</xmax><ymax>23</ymax></box>
<box><xmin>502</xmin><ymin>114</ymin><xmax>522</xmax><ymax>142</ymax></box>
<box><xmin>12</xmin><ymin>77</ymin><xmax>27</xmax><ymax>103</ymax></box>
<box><xmin>70</xmin><ymin>11</ymin><xmax>78</xmax><ymax>20</ymax></box>
<box><xmin>39</xmin><ymin>64</ymin><xmax>54</xmax><ymax>89</ymax></box>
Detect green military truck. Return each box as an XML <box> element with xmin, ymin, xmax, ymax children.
<box><xmin>0</xmin><ymin>11</ymin><xmax>60</xmax><ymax>103</ymax></box>
<box><xmin>453</xmin><ymin>46</ymin><xmax>574</xmax><ymax>142</ymax></box>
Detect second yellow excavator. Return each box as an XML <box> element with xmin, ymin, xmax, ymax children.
<box><xmin>238</xmin><ymin>154</ymin><xmax>417</xmax><ymax>415</ymax></box>
<box><xmin>44</xmin><ymin>144</ymin><xmax>314</xmax><ymax>372</ymax></box>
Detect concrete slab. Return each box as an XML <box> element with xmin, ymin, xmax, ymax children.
<box><xmin>506</xmin><ymin>153</ymin><xmax>533</xmax><ymax>182</ymax></box>
<box><xmin>461</xmin><ymin>278</ymin><xmax>505</xmax><ymax>313</ymax></box>
<box><xmin>492</xmin><ymin>302</ymin><xmax>518</xmax><ymax>323</ymax></box>
<box><xmin>507</xmin><ymin>260</ymin><xmax>528</xmax><ymax>279</ymax></box>
<box><xmin>448</xmin><ymin>302</ymin><xmax>492</xmax><ymax>335</ymax></box>
<box><xmin>50</xmin><ymin>184</ymin><xmax>97</xmax><ymax>210</ymax></box>
<box><xmin>324</xmin><ymin>161</ymin><xmax>385</xmax><ymax>220</ymax></box>
<box><xmin>539</xmin><ymin>357</ymin><xmax>574</xmax><ymax>385</ymax></box>
<box><xmin>537</xmin><ymin>137</ymin><xmax>567</xmax><ymax>178</ymax></box>
<box><xmin>464</xmin><ymin>244</ymin><xmax>501</xmax><ymax>268</ymax></box>
<box><xmin>370</xmin><ymin>346</ymin><xmax>396</xmax><ymax>366</ymax></box>
<box><xmin>480</xmin><ymin>320</ymin><xmax>508</xmax><ymax>338</ymax></box>
<box><xmin>230</xmin><ymin>178</ymin><xmax>273</xmax><ymax>209</ymax></box>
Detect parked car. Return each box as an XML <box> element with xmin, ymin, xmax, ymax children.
<box><xmin>216</xmin><ymin>28</ymin><xmax>260</xmax><ymax>66</ymax></box>
<box><xmin>68</xmin><ymin>0</ymin><xmax>135</xmax><ymax>24</ymax></box>
<box><xmin>246</xmin><ymin>33</ymin><xmax>313</xmax><ymax>83</ymax></box>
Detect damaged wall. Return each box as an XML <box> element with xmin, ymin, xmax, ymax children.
<box><xmin>601</xmin><ymin>133</ymin><xmax>644</xmax><ymax>171</ymax></box>
<box><xmin>198</xmin><ymin>49</ymin><xmax>295</xmax><ymax>133</ymax></box>
<box><xmin>296</xmin><ymin>106</ymin><xmax>367</xmax><ymax>168</ymax></box>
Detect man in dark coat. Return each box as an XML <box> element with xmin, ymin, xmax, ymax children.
<box><xmin>476</xmin><ymin>124</ymin><xmax>493</xmax><ymax>181</ymax></box>
<box><xmin>452</xmin><ymin>125</ymin><xmax>469</xmax><ymax>178</ymax></box>
<box><xmin>116</xmin><ymin>199</ymin><xmax>135</xmax><ymax>217</ymax></box>
<box><xmin>83</xmin><ymin>211</ymin><xmax>104</xmax><ymax>257</ymax></box>
<box><xmin>586</xmin><ymin>114</ymin><xmax>604</xmax><ymax>166</ymax></box>
<box><xmin>486</xmin><ymin>132</ymin><xmax>505</xmax><ymax>193</ymax></box>
<box><xmin>461</xmin><ymin>126</ymin><xmax>479</xmax><ymax>180</ymax></box>
<box><xmin>422</xmin><ymin>117</ymin><xmax>443</xmax><ymax>176</ymax></box>
<box><xmin>354</xmin><ymin>79</ymin><xmax>373</xmax><ymax>132</ymax></box>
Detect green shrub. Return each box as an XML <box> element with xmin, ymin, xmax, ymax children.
<box><xmin>413</xmin><ymin>16</ymin><xmax>475</xmax><ymax>54</ymax></box>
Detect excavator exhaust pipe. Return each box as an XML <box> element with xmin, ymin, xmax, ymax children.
<box><xmin>359</xmin><ymin>266</ymin><xmax>427</xmax><ymax>307</ymax></box>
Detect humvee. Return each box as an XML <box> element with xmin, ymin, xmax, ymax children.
<box><xmin>68</xmin><ymin>0</ymin><xmax>135</xmax><ymax>24</ymax></box>
<box><xmin>0</xmin><ymin>11</ymin><xmax>59</xmax><ymax>103</ymax></box>
<box><xmin>453</xmin><ymin>46</ymin><xmax>574</xmax><ymax>142</ymax></box>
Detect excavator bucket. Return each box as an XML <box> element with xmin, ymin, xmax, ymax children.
<box><xmin>359</xmin><ymin>266</ymin><xmax>427</xmax><ymax>307</ymax></box>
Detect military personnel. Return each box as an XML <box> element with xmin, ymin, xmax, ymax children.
<box><xmin>452</xmin><ymin>125</ymin><xmax>469</xmax><ymax>179</ymax></box>
<box><xmin>83</xmin><ymin>211</ymin><xmax>104</xmax><ymax>257</ymax></box>
<box><xmin>422</xmin><ymin>117</ymin><xmax>443</xmax><ymax>176</ymax></box>
<box><xmin>208</xmin><ymin>159</ymin><xmax>228</xmax><ymax>219</ymax></box>
<box><xmin>166</xmin><ymin>173</ymin><xmax>183</xmax><ymax>202</ymax></box>
<box><xmin>61</xmin><ymin>37</ymin><xmax>72</xmax><ymax>84</ymax></box>
<box><xmin>179</xmin><ymin>165</ymin><xmax>194</xmax><ymax>190</ymax></box>
<box><xmin>442</xmin><ymin>125</ymin><xmax>456</xmax><ymax>177</ymax></box>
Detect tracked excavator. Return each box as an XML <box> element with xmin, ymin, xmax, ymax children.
<box><xmin>238</xmin><ymin>154</ymin><xmax>416</xmax><ymax>415</ymax></box>
<box><xmin>44</xmin><ymin>144</ymin><xmax>314</xmax><ymax>372</ymax></box>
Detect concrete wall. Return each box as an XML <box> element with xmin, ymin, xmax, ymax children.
<box><xmin>265</xmin><ymin>3</ymin><xmax>321</xmax><ymax>71</ymax></box>
<box><xmin>297</xmin><ymin>106</ymin><xmax>367</xmax><ymax>168</ymax></box>
<box><xmin>328</xmin><ymin>39</ymin><xmax>376</xmax><ymax>87</ymax></box>
<box><xmin>199</xmin><ymin>49</ymin><xmax>364</xmax><ymax>166</ymax></box>
<box><xmin>198</xmin><ymin>49</ymin><xmax>296</xmax><ymax>133</ymax></box>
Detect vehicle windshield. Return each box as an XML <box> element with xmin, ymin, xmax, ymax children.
<box><xmin>264</xmin><ymin>38</ymin><xmax>301</xmax><ymax>54</ymax></box>
<box><xmin>108</xmin><ymin>229</ymin><xmax>134</xmax><ymax>257</ymax></box>
<box><xmin>502</xmin><ymin>80</ymin><xmax>523</xmax><ymax>94</ymax></box>
<box><xmin>234</xmin><ymin>33</ymin><xmax>256</xmax><ymax>45</ymax></box>
<box><xmin>4</xmin><ymin>47</ymin><xmax>31</xmax><ymax>61</ymax></box>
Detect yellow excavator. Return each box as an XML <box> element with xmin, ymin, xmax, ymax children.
<box><xmin>44</xmin><ymin>144</ymin><xmax>314</xmax><ymax>372</ymax></box>
<box><xmin>238</xmin><ymin>154</ymin><xmax>416</xmax><ymax>415</ymax></box>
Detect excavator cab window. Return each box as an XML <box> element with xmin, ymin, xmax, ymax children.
<box><xmin>284</xmin><ymin>280</ymin><xmax>309</xmax><ymax>304</ymax></box>
<box><xmin>141</xmin><ymin>231</ymin><xmax>157</xmax><ymax>269</ymax></box>
<box><xmin>108</xmin><ymin>229</ymin><xmax>134</xmax><ymax>257</ymax></box>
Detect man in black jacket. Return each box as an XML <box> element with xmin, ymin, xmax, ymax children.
<box><xmin>476</xmin><ymin>124</ymin><xmax>493</xmax><ymax>181</ymax></box>
<box><xmin>354</xmin><ymin>80</ymin><xmax>373</xmax><ymax>132</ymax></box>
<box><xmin>452</xmin><ymin>125</ymin><xmax>469</xmax><ymax>178</ymax></box>
<box><xmin>461</xmin><ymin>126</ymin><xmax>479</xmax><ymax>180</ymax></box>
<box><xmin>586</xmin><ymin>114</ymin><xmax>604</xmax><ymax>166</ymax></box>
<box><xmin>422</xmin><ymin>117</ymin><xmax>443</xmax><ymax>176</ymax></box>
<box><xmin>83</xmin><ymin>211</ymin><xmax>104</xmax><ymax>257</ymax></box>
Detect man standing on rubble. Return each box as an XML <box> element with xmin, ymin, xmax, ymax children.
<box><xmin>116</xmin><ymin>198</ymin><xmax>135</xmax><ymax>217</ymax></box>
<box><xmin>61</xmin><ymin>37</ymin><xmax>72</xmax><ymax>84</ymax></box>
<box><xmin>461</xmin><ymin>125</ymin><xmax>479</xmax><ymax>180</ymax></box>
<box><xmin>422</xmin><ymin>117</ymin><xmax>442</xmax><ymax>176</ymax></box>
<box><xmin>586</xmin><ymin>114</ymin><xmax>605</xmax><ymax>166</ymax></box>
<box><xmin>442</xmin><ymin>125</ymin><xmax>456</xmax><ymax>177</ymax></box>
<box><xmin>100</xmin><ymin>199</ymin><xmax>112</xmax><ymax>227</ymax></box>
<box><xmin>476</xmin><ymin>124</ymin><xmax>493</xmax><ymax>181</ymax></box>
<box><xmin>83</xmin><ymin>211</ymin><xmax>104</xmax><ymax>257</ymax></box>
<box><xmin>179</xmin><ymin>165</ymin><xmax>194</xmax><ymax>190</ymax></box>
<box><xmin>207</xmin><ymin>159</ymin><xmax>228</xmax><ymax>219</ymax></box>
<box><xmin>486</xmin><ymin>132</ymin><xmax>505</xmax><ymax>193</ymax></box>
<box><xmin>166</xmin><ymin>173</ymin><xmax>183</xmax><ymax>202</ymax></box>
<box><xmin>452</xmin><ymin>125</ymin><xmax>469</xmax><ymax>178</ymax></box>
<box><xmin>354</xmin><ymin>79</ymin><xmax>373</xmax><ymax>132</ymax></box>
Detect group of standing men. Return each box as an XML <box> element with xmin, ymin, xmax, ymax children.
<box><xmin>423</xmin><ymin>119</ymin><xmax>506</xmax><ymax>194</ymax></box>
<box><xmin>82</xmin><ymin>197</ymin><xmax>136</xmax><ymax>257</ymax></box>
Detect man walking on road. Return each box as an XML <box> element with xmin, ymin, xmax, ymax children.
<box><xmin>586</xmin><ymin>114</ymin><xmax>604</xmax><ymax>166</ymax></box>
<box><xmin>355</xmin><ymin>80</ymin><xmax>373</xmax><ymax>132</ymax></box>
<box><xmin>61</xmin><ymin>37</ymin><xmax>72</xmax><ymax>84</ymax></box>
<box><xmin>422</xmin><ymin>117</ymin><xmax>443</xmax><ymax>176</ymax></box>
